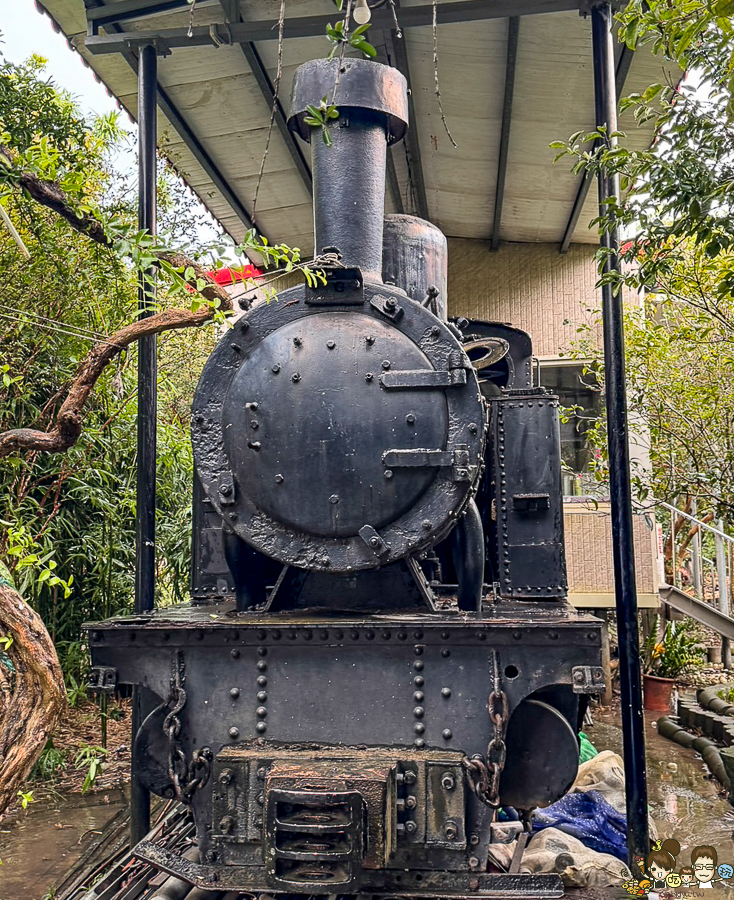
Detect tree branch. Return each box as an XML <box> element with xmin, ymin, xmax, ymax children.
<box><xmin>0</xmin><ymin>161</ymin><xmax>239</xmax><ymax>458</ymax></box>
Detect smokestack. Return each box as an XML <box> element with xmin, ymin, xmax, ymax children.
<box><xmin>288</xmin><ymin>58</ymin><xmax>408</xmax><ymax>282</ymax></box>
<box><xmin>382</xmin><ymin>214</ymin><xmax>448</xmax><ymax>320</ymax></box>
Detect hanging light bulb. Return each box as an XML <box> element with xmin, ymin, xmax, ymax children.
<box><xmin>353</xmin><ymin>0</ymin><xmax>372</xmax><ymax>26</ymax></box>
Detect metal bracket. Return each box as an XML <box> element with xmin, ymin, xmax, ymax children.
<box><xmin>380</xmin><ymin>369</ymin><xmax>467</xmax><ymax>389</ymax></box>
<box><xmin>218</xmin><ymin>473</ymin><xmax>236</xmax><ymax>506</ymax></box>
<box><xmin>87</xmin><ymin>666</ymin><xmax>118</xmax><ymax>696</ymax></box>
<box><xmin>370</xmin><ymin>294</ymin><xmax>404</xmax><ymax>321</ymax></box>
<box><xmin>381</xmin><ymin>446</ymin><xmax>475</xmax><ymax>483</ymax></box>
<box><xmin>359</xmin><ymin>524</ymin><xmax>390</xmax><ymax>560</ymax></box>
<box><xmin>306</xmin><ymin>267</ymin><xmax>364</xmax><ymax>305</ymax></box>
<box><xmin>571</xmin><ymin>665</ymin><xmax>606</xmax><ymax>694</ymax></box>
<box><xmin>383</xmin><ymin>449</ymin><xmax>453</xmax><ymax>468</ymax></box>
<box><xmin>512</xmin><ymin>493</ymin><xmax>551</xmax><ymax>513</ymax></box>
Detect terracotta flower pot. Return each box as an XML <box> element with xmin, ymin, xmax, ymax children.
<box><xmin>643</xmin><ymin>673</ymin><xmax>675</xmax><ymax>712</ymax></box>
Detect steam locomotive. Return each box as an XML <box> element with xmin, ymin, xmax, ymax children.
<box><xmin>86</xmin><ymin>57</ymin><xmax>605</xmax><ymax>898</ymax></box>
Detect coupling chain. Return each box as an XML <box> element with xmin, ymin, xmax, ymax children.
<box><xmin>463</xmin><ymin>650</ymin><xmax>508</xmax><ymax>808</ymax></box>
<box><xmin>163</xmin><ymin>650</ymin><xmax>212</xmax><ymax>803</ymax></box>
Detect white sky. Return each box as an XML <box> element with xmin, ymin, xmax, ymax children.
<box><xmin>0</xmin><ymin>1</ymin><xmax>126</xmax><ymax>121</ymax></box>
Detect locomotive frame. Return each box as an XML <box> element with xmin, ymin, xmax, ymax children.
<box><xmin>78</xmin><ymin>0</ymin><xmax>651</xmax><ymax>892</ymax></box>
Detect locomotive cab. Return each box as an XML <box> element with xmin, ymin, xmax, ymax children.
<box><xmin>86</xmin><ymin>56</ymin><xmax>604</xmax><ymax>899</ymax></box>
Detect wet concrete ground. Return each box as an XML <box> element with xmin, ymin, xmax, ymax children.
<box><xmin>0</xmin><ymin>707</ymin><xmax>732</xmax><ymax>900</ymax></box>
<box><xmin>588</xmin><ymin>706</ymin><xmax>734</xmax><ymax>853</ymax></box>
<box><xmin>0</xmin><ymin>788</ymin><xmax>127</xmax><ymax>900</ymax></box>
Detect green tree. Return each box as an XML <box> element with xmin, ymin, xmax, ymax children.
<box><xmin>556</xmin><ymin>1</ymin><xmax>734</xmax><ymax>529</ymax></box>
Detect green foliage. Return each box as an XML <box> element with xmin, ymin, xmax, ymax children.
<box><xmin>74</xmin><ymin>744</ymin><xmax>106</xmax><ymax>793</ymax></box>
<box><xmin>0</xmin><ymin>54</ymin><xmax>214</xmax><ymax>681</ymax></box>
<box><xmin>16</xmin><ymin>788</ymin><xmax>34</xmax><ymax>809</ymax></box>
<box><xmin>641</xmin><ymin>616</ymin><xmax>706</xmax><ymax>678</ymax></box>
<box><xmin>30</xmin><ymin>739</ymin><xmax>66</xmax><ymax>781</ymax></box>
<box><xmin>303</xmin><ymin>97</ymin><xmax>341</xmax><ymax>147</ymax></box>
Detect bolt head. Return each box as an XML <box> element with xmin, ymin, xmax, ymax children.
<box><xmin>327</xmin><ymin>340</ymin><xmax>336</xmax><ymax>349</ymax></box>
<box><xmin>384</xmin><ymin>469</ymin><xmax>393</xmax><ymax>479</ymax></box>
<box><xmin>405</xmin><ymin>820</ymin><xmax>417</xmax><ymax>834</ymax></box>
<box><xmin>441</xmin><ymin>772</ymin><xmax>456</xmax><ymax>791</ymax></box>
<box><xmin>330</xmin><ymin>494</ymin><xmax>339</xmax><ymax>504</ymax></box>
<box><xmin>219</xmin><ymin>768</ymin><xmax>233</xmax><ymax>785</ymax></box>
<box><xmin>444</xmin><ymin>822</ymin><xmax>458</xmax><ymax>840</ymax></box>
<box><xmin>291</xmin><ymin>372</ymin><xmax>301</xmax><ymax>382</ymax></box>
<box><xmin>272</xmin><ymin>364</ymin><xmax>280</xmax><ymax>373</ymax></box>
<box><xmin>230</xmin><ymin>687</ymin><xmax>240</xmax><ymax>699</ymax></box>
<box><xmin>406</xmin><ymin>413</ymin><xmax>416</xmax><ymax>424</ymax></box>
<box><xmin>274</xmin><ymin>474</ymin><xmax>284</xmax><ymax>483</ymax></box>
<box><xmin>369</xmin><ymin>536</ymin><xmax>380</xmax><ymax>548</ymax></box>
<box><xmin>228</xmin><ymin>727</ymin><xmax>239</xmax><ymax>740</ymax></box>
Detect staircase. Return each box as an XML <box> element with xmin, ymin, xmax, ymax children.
<box><xmin>657</xmin><ymin>500</ymin><xmax>734</xmax><ymax>664</ymax></box>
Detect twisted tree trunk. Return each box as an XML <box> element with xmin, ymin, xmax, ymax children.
<box><xmin>0</xmin><ymin>571</ymin><xmax>66</xmax><ymax>817</ymax></box>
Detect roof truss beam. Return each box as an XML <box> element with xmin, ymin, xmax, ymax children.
<box><xmin>85</xmin><ymin>0</ymin><xmax>260</xmax><ymax>238</ymax></box>
<box><xmin>86</xmin><ymin>0</ymin><xmax>585</xmax><ymax>50</ymax></box>
<box><xmin>86</xmin><ymin>0</ymin><xmax>214</xmax><ymax>28</ymax></box>
<box><xmin>218</xmin><ymin>1</ymin><xmax>312</xmax><ymax>194</ymax></box>
<box><xmin>490</xmin><ymin>16</ymin><xmax>519</xmax><ymax>252</ymax></box>
<box><xmin>558</xmin><ymin>43</ymin><xmax>634</xmax><ymax>253</ymax></box>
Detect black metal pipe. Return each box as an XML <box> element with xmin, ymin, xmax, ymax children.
<box><xmin>450</xmin><ymin>499</ymin><xmax>485</xmax><ymax>612</ymax></box>
<box><xmin>131</xmin><ymin>40</ymin><xmax>158</xmax><ymax>847</ymax></box>
<box><xmin>591</xmin><ymin>2</ymin><xmax>649</xmax><ymax>863</ymax></box>
<box><xmin>311</xmin><ymin>109</ymin><xmax>387</xmax><ymax>280</ymax></box>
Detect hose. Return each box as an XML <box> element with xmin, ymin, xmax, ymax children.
<box><xmin>657</xmin><ymin>716</ymin><xmax>730</xmax><ymax>790</ymax></box>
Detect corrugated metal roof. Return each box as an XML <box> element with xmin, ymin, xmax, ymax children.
<box><xmin>36</xmin><ymin>0</ymin><xmax>678</xmax><ymax>253</ymax></box>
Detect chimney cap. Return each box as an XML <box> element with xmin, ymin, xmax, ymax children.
<box><xmin>288</xmin><ymin>57</ymin><xmax>408</xmax><ymax>145</ymax></box>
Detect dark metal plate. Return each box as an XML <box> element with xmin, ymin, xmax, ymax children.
<box><xmin>499</xmin><ymin>698</ymin><xmax>579</xmax><ymax>809</ymax></box>
<box><xmin>223</xmin><ymin>312</ymin><xmax>446</xmax><ymax>538</ymax></box>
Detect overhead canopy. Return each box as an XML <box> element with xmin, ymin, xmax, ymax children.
<box><xmin>37</xmin><ymin>0</ymin><xmax>678</xmax><ymax>254</ymax></box>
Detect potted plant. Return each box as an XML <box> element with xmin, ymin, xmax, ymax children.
<box><xmin>641</xmin><ymin>617</ymin><xmax>705</xmax><ymax>711</ymax></box>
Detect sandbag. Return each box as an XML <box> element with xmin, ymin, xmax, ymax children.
<box><xmin>571</xmin><ymin>749</ymin><xmax>626</xmax><ymax>812</ymax></box>
<box><xmin>532</xmin><ymin>790</ymin><xmax>628</xmax><ymax>860</ymax></box>
<box><xmin>521</xmin><ymin>827</ymin><xmax>632</xmax><ymax>888</ymax></box>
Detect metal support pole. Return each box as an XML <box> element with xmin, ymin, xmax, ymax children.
<box><xmin>716</xmin><ymin>519</ymin><xmax>731</xmax><ymax>668</ymax></box>
<box><xmin>691</xmin><ymin>498</ymin><xmax>703</xmax><ymax>598</ymax></box>
<box><xmin>591</xmin><ymin>2</ymin><xmax>649</xmax><ymax>863</ymax></box>
<box><xmin>131</xmin><ymin>41</ymin><xmax>158</xmax><ymax>847</ymax></box>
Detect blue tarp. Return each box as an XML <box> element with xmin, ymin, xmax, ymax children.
<box><xmin>532</xmin><ymin>790</ymin><xmax>628</xmax><ymax>861</ymax></box>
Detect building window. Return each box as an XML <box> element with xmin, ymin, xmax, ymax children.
<box><xmin>540</xmin><ymin>362</ymin><xmax>601</xmax><ymax>496</ymax></box>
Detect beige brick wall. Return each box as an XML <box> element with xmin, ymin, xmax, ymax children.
<box><xmin>446</xmin><ymin>239</ymin><xmax>601</xmax><ymax>357</ymax></box>
<box><xmin>564</xmin><ymin>503</ymin><xmax>659</xmax><ymax>595</ymax></box>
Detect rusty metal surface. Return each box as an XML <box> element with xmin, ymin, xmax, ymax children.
<box><xmin>134</xmin><ymin>837</ymin><xmax>564</xmax><ymax>897</ymax></box>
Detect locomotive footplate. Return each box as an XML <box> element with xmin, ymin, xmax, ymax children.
<box><xmin>133</xmin><ymin>837</ymin><xmax>564</xmax><ymax>897</ymax></box>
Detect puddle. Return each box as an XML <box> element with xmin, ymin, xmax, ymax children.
<box><xmin>588</xmin><ymin>708</ymin><xmax>734</xmax><ymax>856</ymax></box>
<box><xmin>0</xmin><ymin>788</ymin><xmax>127</xmax><ymax>900</ymax></box>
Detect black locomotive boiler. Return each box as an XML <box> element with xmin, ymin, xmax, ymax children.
<box><xmin>87</xmin><ymin>57</ymin><xmax>605</xmax><ymax>898</ymax></box>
